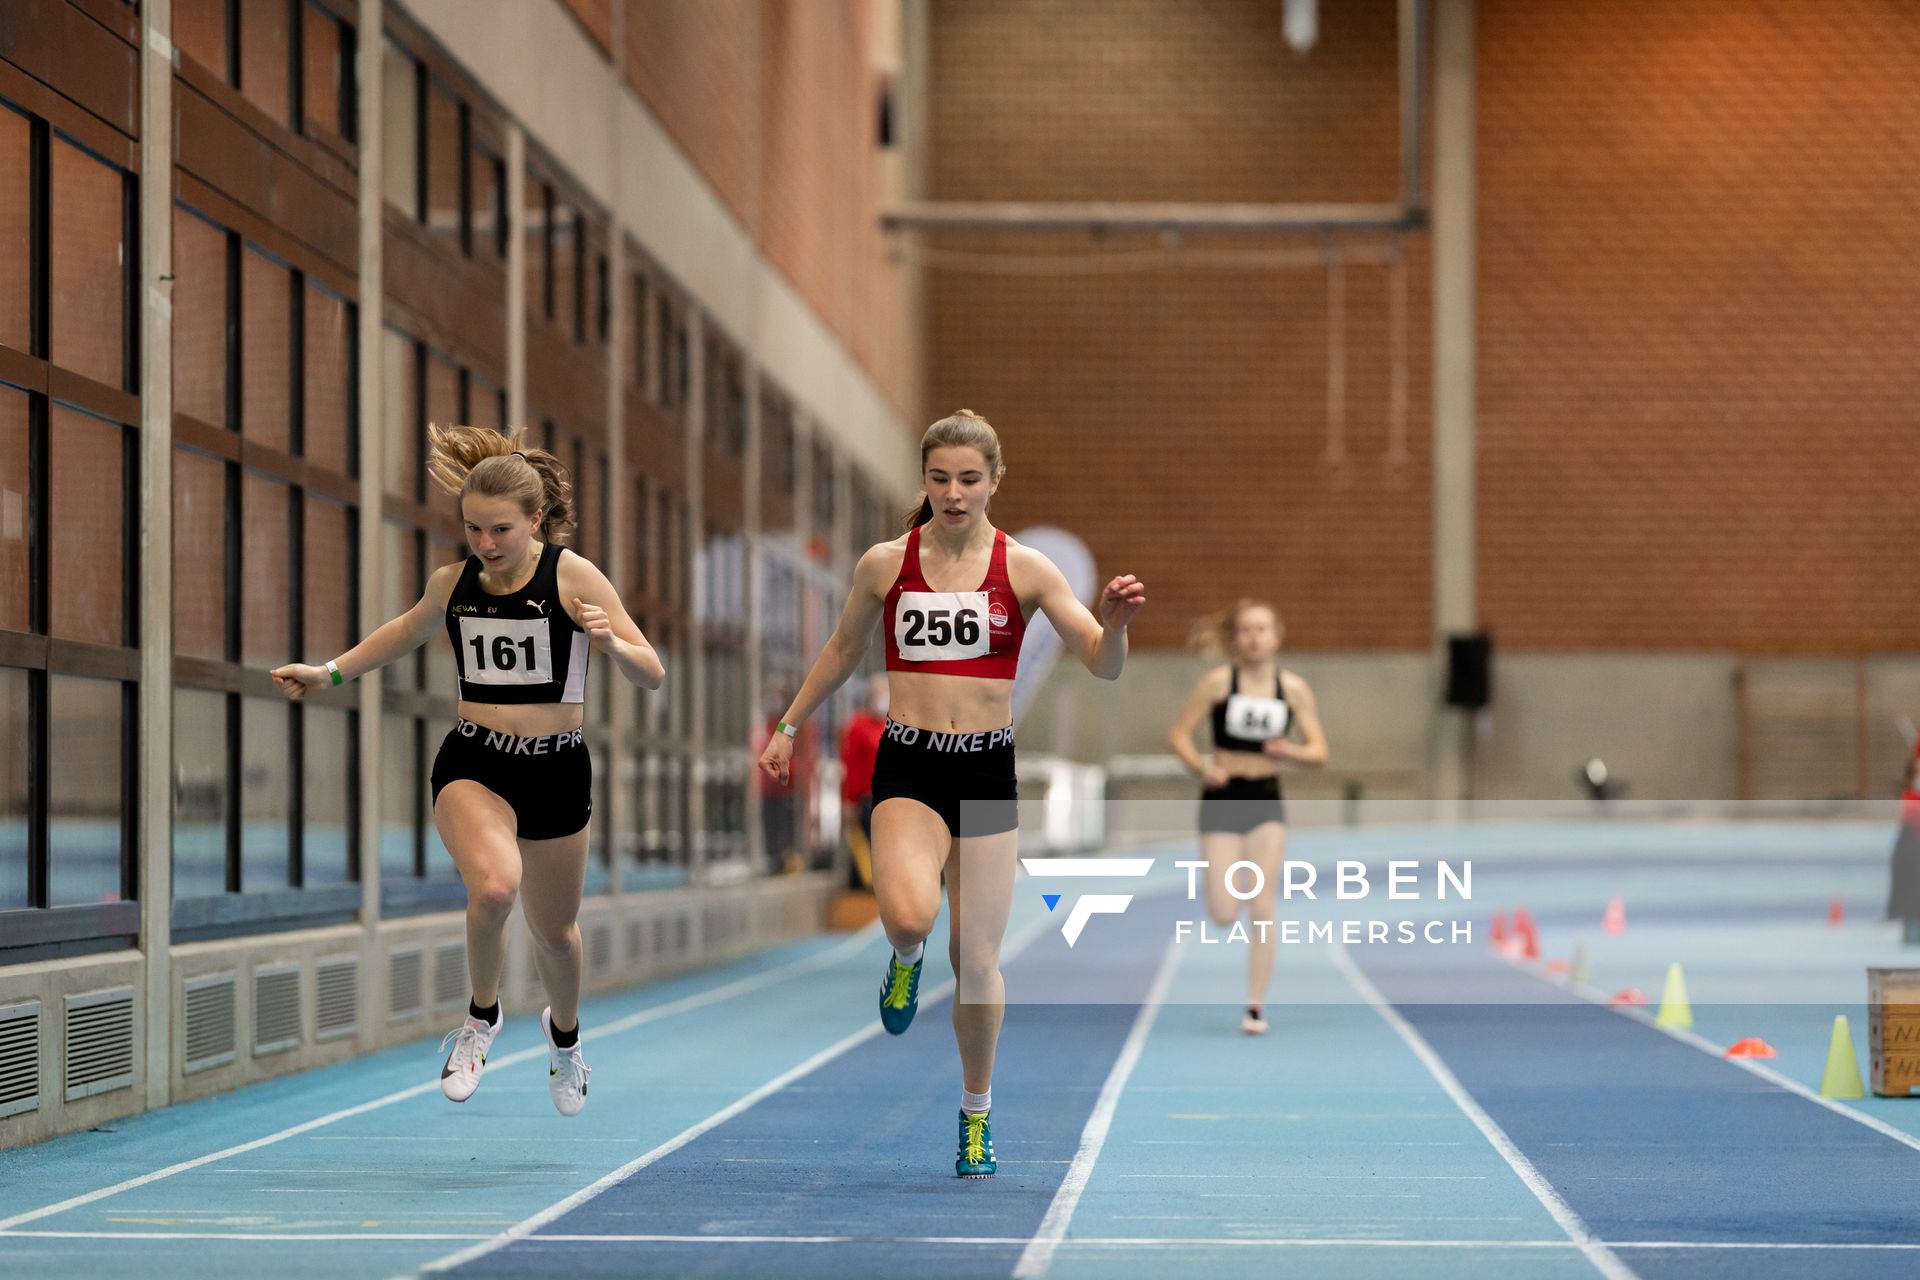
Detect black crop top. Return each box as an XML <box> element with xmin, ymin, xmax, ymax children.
<box><xmin>444</xmin><ymin>542</ymin><xmax>588</xmax><ymax>705</ymax></box>
<box><xmin>1210</xmin><ymin>667</ymin><xmax>1291</xmax><ymax>754</ymax></box>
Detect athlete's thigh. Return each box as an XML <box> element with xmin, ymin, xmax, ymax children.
<box><xmin>947</xmin><ymin>828</ymin><xmax>1018</xmax><ymax>966</ymax></box>
<box><xmin>1243</xmin><ymin>822</ymin><xmax>1287</xmax><ymax>918</ymax></box>
<box><xmin>1200</xmin><ymin>832</ymin><xmax>1249</xmax><ymax>920</ymax></box>
<box><xmin>872</xmin><ymin>796</ymin><xmax>950</xmax><ymax>922</ymax></box>
<box><xmin>434</xmin><ymin>782</ymin><xmax>522</xmax><ymax>891</ymax></box>
<box><xmin>517</xmin><ymin>826</ymin><xmax>591</xmax><ymax>938</ymax></box>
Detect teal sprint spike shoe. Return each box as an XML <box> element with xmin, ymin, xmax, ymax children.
<box><xmin>956</xmin><ymin>1109</ymin><xmax>996</xmax><ymax>1178</ymax></box>
<box><xmin>879</xmin><ymin>949</ymin><xmax>923</xmax><ymax>1035</ymax></box>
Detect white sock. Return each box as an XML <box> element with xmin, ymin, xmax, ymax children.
<box><xmin>894</xmin><ymin>941</ymin><xmax>924</xmax><ymax>965</ymax></box>
<box><xmin>961</xmin><ymin>1088</ymin><xmax>991</xmax><ymax>1115</ymax></box>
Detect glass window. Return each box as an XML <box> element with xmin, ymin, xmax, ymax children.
<box><xmin>303</xmin><ymin>496</ymin><xmax>351</xmax><ymax>661</ymax></box>
<box><xmin>241</xmin><ymin>696</ymin><xmax>291</xmax><ymax>890</ymax></box>
<box><xmin>172</xmin><ymin>688</ymin><xmax>229</xmax><ymax>899</ymax></box>
<box><xmin>48</xmin><ymin>674</ymin><xmax>124</xmax><ymax>907</ymax></box>
<box><xmin>472</xmin><ymin>143</ymin><xmax>503</xmax><ymax>261</ymax></box>
<box><xmin>629</xmin><ymin>273</ymin><xmax>648</xmax><ymax>392</ymax></box>
<box><xmin>50</xmin><ymin>407</ymin><xmax>125</xmax><ymax>646</ymax></box>
<box><xmin>380</xmin><ymin>712</ymin><xmax>417</xmax><ymax>880</ymax></box>
<box><xmin>0</xmin><ymin>104</ymin><xmax>29</xmax><ymax>353</ymax></box>
<box><xmin>173</xmin><ymin>0</ymin><xmax>228</xmax><ymax>80</ymax></box>
<box><xmin>381</xmin><ymin>40</ymin><xmax>419</xmax><ymax>217</ymax></box>
<box><xmin>241</xmin><ymin>246</ymin><xmax>293</xmax><ymax>451</ymax></box>
<box><xmin>173</xmin><ymin>448</ymin><xmax>229</xmax><ymax>661</ymax></box>
<box><xmin>426</xmin><ymin>81</ymin><xmax>463</xmax><ymax>251</ymax></box>
<box><xmin>51</xmin><ymin>137</ymin><xmax>127</xmax><ymax>390</ymax></box>
<box><xmin>301</xmin><ymin>2</ymin><xmax>347</xmax><ymax>140</ymax></box>
<box><xmin>239</xmin><ymin>0</ymin><xmax>293</xmax><ymax>127</ymax></box>
<box><xmin>303</xmin><ymin>704</ymin><xmax>352</xmax><ymax>886</ymax></box>
<box><xmin>0</xmin><ymin>667</ymin><xmax>26</xmax><ymax>910</ymax></box>
<box><xmin>0</xmin><ymin>388</ymin><xmax>26</xmax><ymax>633</ymax></box>
<box><xmin>304</xmin><ymin>281</ymin><xmax>351</xmax><ymax>473</ymax></box>
<box><xmin>630</xmin><ymin>477</ymin><xmax>649</xmax><ymax>598</ymax></box>
<box><xmin>382</xmin><ymin>326</ymin><xmax>417</xmax><ymax>498</ymax></box>
<box><xmin>241</xmin><ymin>474</ymin><xmax>291</xmax><ymax>666</ymax></box>
<box><xmin>424</xmin><ymin>350</ymin><xmax>459</xmax><ymax>434</ymax></box>
<box><xmin>173</xmin><ymin>206</ymin><xmax>229</xmax><ymax>427</ymax></box>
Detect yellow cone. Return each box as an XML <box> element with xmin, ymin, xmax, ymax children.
<box><xmin>1655</xmin><ymin>963</ymin><xmax>1692</xmax><ymax>1028</ymax></box>
<box><xmin>1821</xmin><ymin>1014</ymin><xmax>1865</xmax><ymax>1099</ymax></box>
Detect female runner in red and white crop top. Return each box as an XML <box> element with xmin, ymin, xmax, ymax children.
<box><xmin>759</xmin><ymin>409</ymin><xmax>1146</xmax><ymax>1177</ymax></box>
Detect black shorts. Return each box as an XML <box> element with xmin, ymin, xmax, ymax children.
<box><xmin>870</xmin><ymin>719</ymin><xmax>1019</xmax><ymax>838</ymax></box>
<box><xmin>1200</xmin><ymin>775</ymin><xmax>1286</xmax><ymax>835</ymax></box>
<box><xmin>430</xmin><ymin>719</ymin><xmax>592</xmax><ymax>840</ymax></box>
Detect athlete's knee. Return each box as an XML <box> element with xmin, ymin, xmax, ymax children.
<box><xmin>1206</xmin><ymin>896</ymin><xmax>1239</xmax><ymax>927</ymax></box>
<box><xmin>470</xmin><ymin>875</ymin><xmax>519</xmax><ymax>920</ymax></box>
<box><xmin>527</xmin><ymin>919</ymin><xmax>577</xmax><ymax>956</ymax></box>
<box><xmin>950</xmin><ymin>941</ymin><xmax>1001</xmax><ymax>986</ymax></box>
<box><xmin>883</xmin><ymin>900</ymin><xmax>938</xmax><ymax>943</ymax></box>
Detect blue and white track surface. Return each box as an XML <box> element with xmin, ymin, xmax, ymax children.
<box><xmin>5</xmin><ymin>820</ymin><xmax>1920</xmax><ymax>1279</ymax></box>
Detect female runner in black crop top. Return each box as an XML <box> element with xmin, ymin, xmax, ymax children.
<box><xmin>272</xmin><ymin>426</ymin><xmax>662</xmax><ymax>1116</ymax></box>
<box><xmin>1168</xmin><ymin>599</ymin><xmax>1327</xmax><ymax>1035</ymax></box>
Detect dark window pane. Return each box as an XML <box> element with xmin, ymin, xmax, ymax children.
<box><xmin>240</xmin><ymin>0</ymin><xmax>293</xmax><ymax>126</ymax></box>
<box><xmin>381</xmin><ymin>327</ymin><xmax>417</xmax><ymax>497</ymax></box>
<box><xmin>472</xmin><ymin>144</ymin><xmax>502</xmax><ymax>261</ymax></box>
<box><xmin>468</xmin><ymin>373</ymin><xmax>504</xmax><ymax>431</ymax></box>
<box><xmin>51</xmin><ymin>138</ymin><xmax>126</xmax><ymax>390</ymax></box>
<box><xmin>173</xmin><ymin>0</ymin><xmax>227</xmax><ymax>80</ymax></box>
<box><xmin>630</xmin><ymin>477</ymin><xmax>649</xmax><ymax>597</ymax></box>
<box><xmin>301</xmin><ymin>3</ymin><xmax>344</xmax><ymax>139</ymax></box>
<box><xmin>552</xmin><ymin>202</ymin><xmax>577</xmax><ymax>339</ymax></box>
<box><xmin>0</xmin><ymin>388</ymin><xmax>25</xmax><ymax>632</ymax></box>
<box><xmin>526</xmin><ymin>176</ymin><xmax>548</xmax><ymax>324</ymax></box>
<box><xmin>51</xmin><ymin>407</ymin><xmax>125</xmax><ymax>645</ymax></box>
<box><xmin>380</xmin><ymin>40</ymin><xmax>418</xmax><ymax>216</ymax></box>
<box><xmin>379</xmin><ymin>712</ymin><xmax>416</xmax><ymax>880</ymax></box>
<box><xmin>241</xmin><ymin>696</ymin><xmax>291</xmax><ymax>891</ymax></box>
<box><xmin>629</xmin><ymin>273</ymin><xmax>647</xmax><ymax>392</ymax></box>
<box><xmin>303</xmin><ymin>704</ymin><xmax>352</xmax><ymax>885</ymax></box>
<box><xmin>304</xmin><ymin>281</ymin><xmax>351</xmax><ymax>473</ymax></box>
<box><xmin>0</xmin><ymin>667</ymin><xmax>25</xmax><ymax>910</ymax></box>
<box><xmin>241</xmin><ymin>245</ymin><xmax>292</xmax><ymax>451</ymax></box>
<box><xmin>172</xmin><ymin>448</ymin><xmax>228</xmax><ymax>661</ymax></box>
<box><xmin>173</xmin><ymin>206</ymin><xmax>229</xmax><ymax>427</ymax></box>
<box><xmin>424</xmin><ymin>531</ymin><xmax>460</xmax><ymax>693</ymax></box>
<box><xmin>0</xmin><ymin>104</ymin><xmax>29</xmax><ymax>353</ymax></box>
<box><xmin>424</xmin><ymin>350</ymin><xmax>459</xmax><ymax>433</ymax></box>
<box><xmin>172</xmin><ymin>688</ymin><xmax>228</xmax><ymax>899</ymax></box>
<box><xmin>48</xmin><ymin>674</ymin><xmax>124</xmax><ymax>907</ymax></box>
<box><xmin>303</xmin><ymin>496</ymin><xmax>351</xmax><ymax>660</ymax></box>
<box><xmin>426</xmin><ymin>81</ymin><xmax>462</xmax><ymax>252</ymax></box>
<box><xmin>241</xmin><ymin>474</ymin><xmax>291</xmax><ymax>665</ymax></box>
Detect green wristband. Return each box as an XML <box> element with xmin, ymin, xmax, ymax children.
<box><xmin>776</xmin><ymin>720</ymin><xmax>798</xmax><ymax>738</ymax></box>
<box><xmin>327</xmin><ymin>660</ymin><xmax>343</xmax><ymax>687</ymax></box>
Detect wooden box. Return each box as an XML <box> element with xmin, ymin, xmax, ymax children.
<box><xmin>1868</xmin><ymin>968</ymin><xmax>1920</xmax><ymax>1097</ymax></box>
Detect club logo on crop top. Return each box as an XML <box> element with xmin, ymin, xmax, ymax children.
<box><xmin>988</xmin><ymin>601</ymin><xmax>1010</xmax><ymax>630</ymax></box>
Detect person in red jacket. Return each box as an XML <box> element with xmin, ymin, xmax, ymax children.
<box><xmin>839</xmin><ymin>675</ymin><xmax>889</xmax><ymax>889</ymax></box>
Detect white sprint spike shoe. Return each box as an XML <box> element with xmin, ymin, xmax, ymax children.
<box><xmin>541</xmin><ymin>1007</ymin><xmax>591</xmax><ymax>1117</ymax></box>
<box><xmin>439</xmin><ymin>1008</ymin><xmax>503</xmax><ymax>1102</ymax></box>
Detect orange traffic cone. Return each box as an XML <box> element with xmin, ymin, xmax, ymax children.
<box><xmin>1491</xmin><ymin>911</ymin><xmax>1508</xmax><ymax>945</ymax></box>
<box><xmin>1602</xmin><ymin>896</ymin><xmax>1627</xmax><ymax>936</ymax></box>
<box><xmin>1514</xmin><ymin>907</ymin><xmax>1539</xmax><ymax>960</ymax></box>
<box><xmin>1610</xmin><ymin>987</ymin><xmax>1646</xmax><ymax>1007</ymax></box>
<box><xmin>1827</xmin><ymin>897</ymin><xmax>1844</xmax><ymax>927</ymax></box>
<box><xmin>1725</xmin><ymin>1038</ymin><xmax>1777</xmax><ymax>1059</ymax></box>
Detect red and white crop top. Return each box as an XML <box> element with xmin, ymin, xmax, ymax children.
<box><xmin>883</xmin><ymin>525</ymin><xmax>1027</xmax><ymax>679</ymax></box>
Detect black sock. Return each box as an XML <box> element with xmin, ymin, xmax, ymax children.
<box><xmin>469</xmin><ymin>999</ymin><xmax>500</xmax><ymax>1025</ymax></box>
<box><xmin>550</xmin><ymin>1018</ymin><xmax>579</xmax><ymax>1049</ymax></box>
<box><xmin>1248</xmin><ymin>1006</ymin><xmax>1263</xmax><ymax>1019</ymax></box>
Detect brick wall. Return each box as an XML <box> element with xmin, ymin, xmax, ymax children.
<box><xmin>927</xmin><ymin>0</ymin><xmax>1918</xmax><ymax>654</ymax></box>
<box><xmin>927</xmin><ymin>0</ymin><xmax>1429</xmax><ymax>650</ymax></box>
<box><xmin>599</xmin><ymin>0</ymin><xmax>912</xmax><ymax>413</ymax></box>
<box><xmin>1478</xmin><ymin>0</ymin><xmax>1920</xmax><ymax>653</ymax></box>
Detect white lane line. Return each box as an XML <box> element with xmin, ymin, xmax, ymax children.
<box><xmin>0</xmin><ymin>928</ymin><xmax>879</xmax><ymax>1234</ymax></box>
<box><xmin>407</xmin><ymin>914</ymin><xmax>1055</xmax><ymax>1278</ymax></box>
<box><xmin>8</xmin><ymin>1231</ymin><xmax>1917</xmax><ymax>1250</ymax></box>
<box><xmin>1520</xmin><ymin>960</ymin><xmax>1920</xmax><ymax>1157</ymax></box>
<box><xmin>1011</xmin><ymin>934</ymin><xmax>1184</xmax><ymax>1280</ymax></box>
<box><xmin>1329</xmin><ymin>942</ymin><xmax>1640</xmax><ymax>1280</ymax></box>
